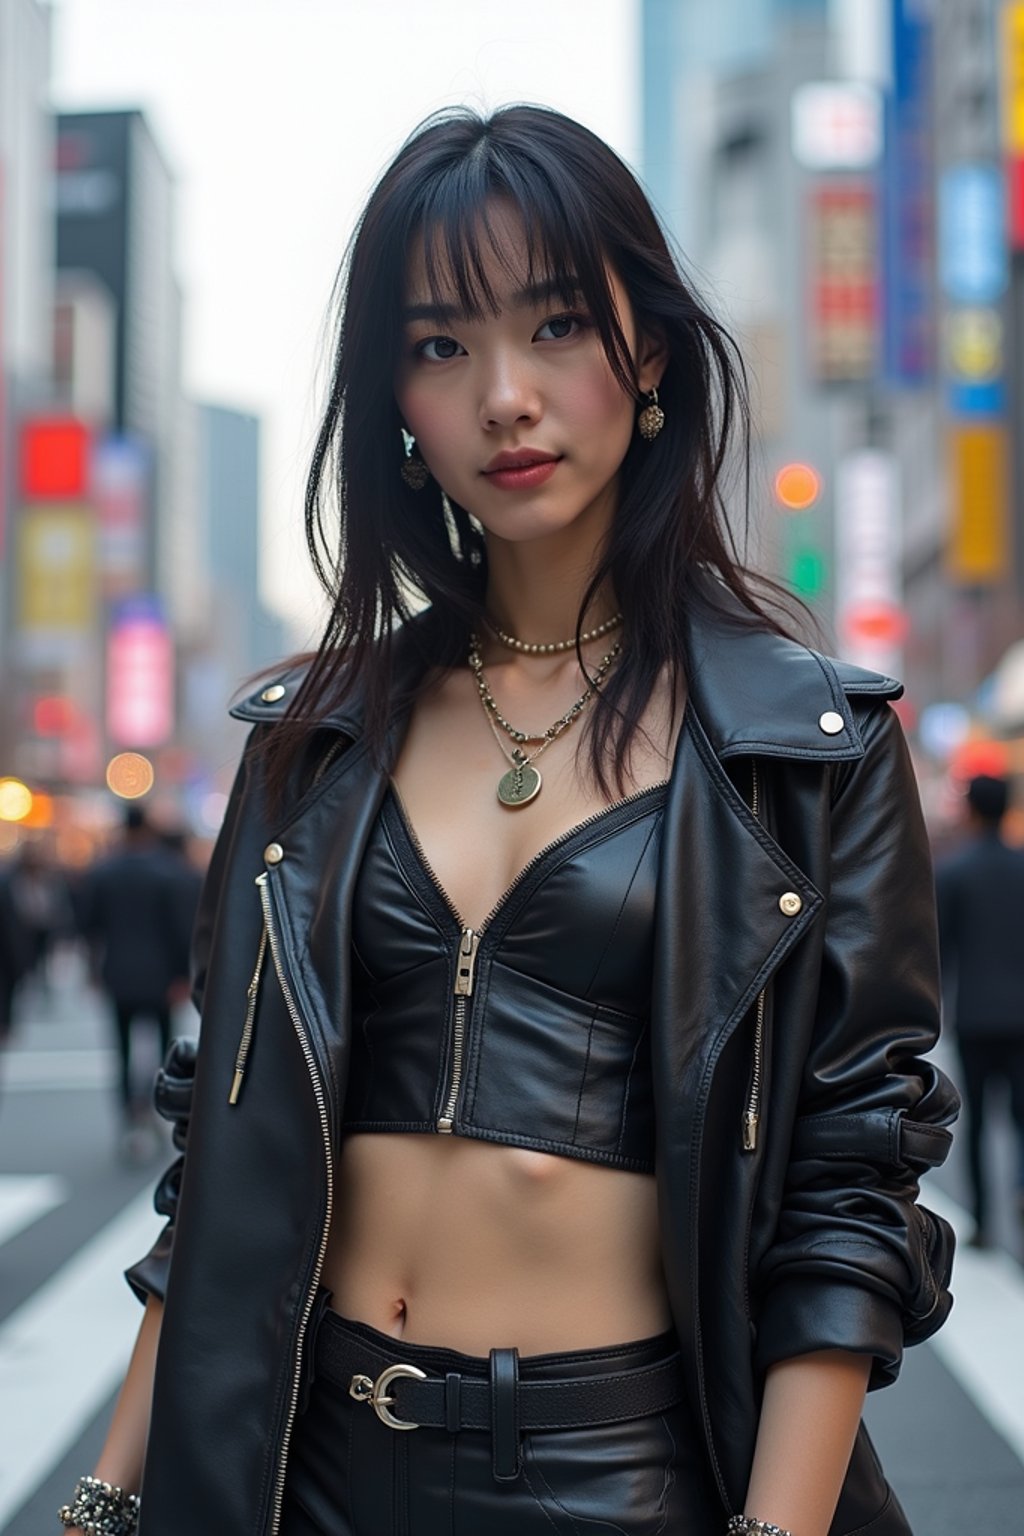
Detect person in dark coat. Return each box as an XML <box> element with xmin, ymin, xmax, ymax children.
<box><xmin>936</xmin><ymin>774</ymin><xmax>1024</xmax><ymax>1246</ymax></box>
<box><xmin>81</xmin><ymin>806</ymin><xmax>185</xmax><ymax>1137</ymax></box>
<box><xmin>0</xmin><ymin>856</ymin><xmax>32</xmax><ymax>1045</ymax></box>
<box><xmin>157</xmin><ymin>830</ymin><xmax>204</xmax><ymax>1002</ymax></box>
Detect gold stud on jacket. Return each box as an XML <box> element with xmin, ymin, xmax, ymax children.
<box><xmin>636</xmin><ymin>387</ymin><xmax>665</xmax><ymax>441</ymax></box>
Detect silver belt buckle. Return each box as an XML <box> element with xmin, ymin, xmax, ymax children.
<box><xmin>349</xmin><ymin>1362</ymin><xmax>427</xmax><ymax>1429</ymax></box>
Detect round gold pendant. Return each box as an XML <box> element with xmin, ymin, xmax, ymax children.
<box><xmin>497</xmin><ymin>763</ymin><xmax>542</xmax><ymax>807</ymax></box>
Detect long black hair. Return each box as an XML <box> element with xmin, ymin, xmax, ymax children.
<box><xmin>261</xmin><ymin>103</ymin><xmax>802</xmax><ymax>806</ymax></box>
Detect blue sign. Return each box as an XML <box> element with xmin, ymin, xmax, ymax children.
<box><xmin>881</xmin><ymin>0</ymin><xmax>936</xmax><ymax>385</ymax></box>
<box><xmin>939</xmin><ymin>166</ymin><xmax>1008</xmax><ymax>304</ymax></box>
<box><xmin>948</xmin><ymin>380</ymin><xmax>1007</xmax><ymax>417</ymax></box>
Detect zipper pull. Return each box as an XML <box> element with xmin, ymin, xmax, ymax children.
<box><xmin>742</xmin><ymin>1111</ymin><xmax>759</xmax><ymax>1152</ymax></box>
<box><xmin>454</xmin><ymin>928</ymin><xmax>480</xmax><ymax>995</ymax></box>
<box><xmin>229</xmin><ymin>916</ymin><xmax>269</xmax><ymax>1104</ymax></box>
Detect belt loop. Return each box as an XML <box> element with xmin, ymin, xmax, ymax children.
<box><xmin>489</xmin><ymin>1347</ymin><xmax>521</xmax><ymax>1481</ymax></box>
<box><xmin>444</xmin><ymin>1372</ymin><xmax>462</xmax><ymax>1435</ymax></box>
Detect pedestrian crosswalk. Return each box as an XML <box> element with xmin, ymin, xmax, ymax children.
<box><xmin>1</xmin><ymin>987</ymin><xmax>1023</xmax><ymax>1533</ymax></box>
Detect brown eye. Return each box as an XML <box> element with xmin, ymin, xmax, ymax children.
<box><xmin>536</xmin><ymin>313</ymin><xmax>584</xmax><ymax>341</ymax></box>
<box><xmin>417</xmin><ymin>335</ymin><xmax>464</xmax><ymax>361</ymax></box>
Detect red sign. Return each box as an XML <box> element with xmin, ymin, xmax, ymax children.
<box><xmin>20</xmin><ymin>418</ymin><xmax>91</xmax><ymax>500</ymax></box>
<box><xmin>843</xmin><ymin>600</ymin><xmax>909</xmax><ymax>647</ymax></box>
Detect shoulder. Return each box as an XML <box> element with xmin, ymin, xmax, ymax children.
<box><xmin>228</xmin><ymin>657</ymin><xmax>319</xmax><ymax>725</ymax></box>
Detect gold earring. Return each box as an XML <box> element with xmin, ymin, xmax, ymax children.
<box><xmin>636</xmin><ymin>388</ymin><xmax>665</xmax><ymax>442</ymax></box>
<box><xmin>400</xmin><ymin>429</ymin><xmax>430</xmax><ymax>490</ymax></box>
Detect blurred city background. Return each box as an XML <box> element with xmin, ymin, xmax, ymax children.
<box><xmin>2</xmin><ymin>1</ymin><xmax>1024</xmax><ymax>1532</ymax></box>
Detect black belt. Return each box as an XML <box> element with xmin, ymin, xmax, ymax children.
<box><xmin>314</xmin><ymin>1311</ymin><xmax>687</xmax><ymax>1481</ymax></box>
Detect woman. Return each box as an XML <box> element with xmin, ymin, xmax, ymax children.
<box><xmin>59</xmin><ymin>106</ymin><xmax>958</xmax><ymax>1536</ymax></box>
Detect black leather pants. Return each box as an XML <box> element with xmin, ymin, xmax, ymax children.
<box><xmin>281</xmin><ymin>1309</ymin><xmax>723</xmax><ymax>1535</ymax></box>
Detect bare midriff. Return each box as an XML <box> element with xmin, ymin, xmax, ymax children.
<box><xmin>322</xmin><ymin>1132</ymin><xmax>673</xmax><ymax>1354</ymax></box>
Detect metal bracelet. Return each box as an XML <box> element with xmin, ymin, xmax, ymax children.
<box><xmin>58</xmin><ymin>1474</ymin><xmax>140</xmax><ymax>1535</ymax></box>
<box><xmin>726</xmin><ymin>1517</ymin><xmax>793</xmax><ymax>1536</ymax></box>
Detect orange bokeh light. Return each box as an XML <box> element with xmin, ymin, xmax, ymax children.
<box><xmin>105</xmin><ymin>752</ymin><xmax>155</xmax><ymax>800</ymax></box>
<box><xmin>775</xmin><ymin>462</ymin><xmax>822</xmax><ymax>510</ymax></box>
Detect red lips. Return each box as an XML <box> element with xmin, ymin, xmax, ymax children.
<box><xmin>483</xmin><ymin>449</ymin><xmax>560</xmax><ymax>474</ymax></box>
<box><xmin>481</xmin><ymin>448</ymin><xmax>562</xmax><ymax>491</ymax></box>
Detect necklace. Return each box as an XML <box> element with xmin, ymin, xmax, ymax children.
<box><xmin>468</xmin><ymin>631</ymin><xmax>622</xmax><ymax>807</ymax></box>
<box><xmin>481</xmin><ymin>610</ymin><xmax>622</xmax><ymax>655</ymax></box>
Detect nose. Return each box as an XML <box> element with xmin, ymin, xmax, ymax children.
<box><xmin>478</xmin><ymin>352</ymin><xmax>541</xmax><ymax>431</ymax></box>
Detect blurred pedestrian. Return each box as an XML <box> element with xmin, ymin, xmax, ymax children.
<box><xmin>158</xmin><ymin>828</ymin><xmax>204</xmax><ymax>1015</ymax></box>
<box><xmin>936</xmin><ymin>774</ymin><xmax>1024</xmax><ymax>1248</ymax></box>
<box><xmin>6</xmin><ymin>840</ymin><xmax>73</xmax><ymax>994</ymax></box>
<box><xmin>0</xmin><ymin>854</ymin><xmax>32</xmax><ymax>1046</ymax></box>
<box><xmin>80</xmin><ymin>805</ymin><xmax>184</xmax><ymax>1157</ymax></box>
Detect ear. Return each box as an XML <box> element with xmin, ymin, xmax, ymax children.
<box><xmin>636</xmin><ymin>328</ymin><xmax>669</xmax><ymax>394</ymax></box>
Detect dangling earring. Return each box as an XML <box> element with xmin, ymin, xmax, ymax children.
<box><xmin>400</xmin><ymin>428</ymin><xmax>430</xmax><ymax>490</ymax></box>
<box><xmin>636</xmin><ymin>387</ymin><xmax>665</xmax><ymax>442</ymax></box>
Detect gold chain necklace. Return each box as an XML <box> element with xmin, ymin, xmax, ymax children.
<box><xmin>481</xmin><ymin>610</ymin><xmax>623</xmax><ymax>655</ymax></box>
<box><xmin>468</xmin><ymin>631</ymin><xmax>622</xmax><ymax>807</ymax></box>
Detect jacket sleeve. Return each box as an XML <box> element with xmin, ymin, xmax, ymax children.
<box><xmin>754</xmin><ymin>700</ymin><xmax>960</xmax><ymax>1388</ymax></box>
<box><xmin>123</xmin><ymin>735</ymin><xmax>256</xmax><ymax>1305</ymax></box>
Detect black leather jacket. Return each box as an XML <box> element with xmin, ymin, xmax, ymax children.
<box><xmin>128</xmin><ymin>594</ymin><xmax>958</xmax><ymax>1536</ymax></box>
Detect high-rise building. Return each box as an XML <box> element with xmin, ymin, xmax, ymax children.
<box><xmin>181</xmin><ymin>401</ymin><xmax>290</xmax><ymax>790</ymax></box>
<box><xmin>55</xmin><ymin>109</ymin><xmax>199</xmax><ymax>637</ymax></box>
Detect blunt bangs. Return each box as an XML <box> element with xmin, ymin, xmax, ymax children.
<box><xmin>389</xmin><ymin>112</ymin><xmax>638</xmax><ymax>395</ymax></box>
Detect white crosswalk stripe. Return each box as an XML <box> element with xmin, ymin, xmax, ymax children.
<box><xmin>0</xmin><ymin>1190</ymin><xmax>161</xmax><ymax>1527</ymax></box>
<box><xmin>922</xmin><ymin>1183</ymin><xmax>1024</xmax><ymax>1464</ymax></box>
<box><xmin>0</xmin><ymin>1176</ymin><xmax>68</xmax><ymax>1247</ymax></box>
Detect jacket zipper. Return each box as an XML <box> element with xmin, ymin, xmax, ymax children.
<box><xmin>743</xmin><ymin>761</ymin><xmax>766</xmax><ymax>1152</ymax></box>
<box><xmin>255</xmin><ymin>871</ymin><xmax>334</xmax><ymax>1536</ymax></box>
<box><xmin>389</xmin><ymin>777</ymin><xmax>669</xmax><ymax>1134</ymax></box>
<box><xmin>228</xmin><ymin>919</ymin><xmax>268</xmax><ymax>1104</ymax></box>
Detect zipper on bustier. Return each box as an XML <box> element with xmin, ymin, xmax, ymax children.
<box><xmin>743</xmin><ymin>760</ymin><xmax>766</xmax><ymax>1152</ymax></box>
<box><xmin>438</xmin><ymin>927</ymin><xmax>480</xmax><ymax>1132</ymax></box>
<box><xmin>228</xmin><ymin>903</ymin><xmax>269</xmax><ymax>1104</ymax></box>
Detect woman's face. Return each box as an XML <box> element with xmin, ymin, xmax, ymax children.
<box><xmin>393</xmin><ymin>203</ymin><xmax>664</xmax><ymax>546</ymax></box>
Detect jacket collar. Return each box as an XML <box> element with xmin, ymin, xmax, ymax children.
<box><xmin>234</xmin><ymin>577</ymin><xmax>897</xmax><ymax>764</ymax></box>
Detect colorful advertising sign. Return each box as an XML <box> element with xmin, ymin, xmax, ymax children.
<box><xmin>791</xmin><ymin>83</ymin><xmax>883</xmax><ymax>171</ymax></box>
<box><xmin>106</xmin><ymin>595</ymin><xmax>174</xmax><ymax>749</ymax></box>
<box><xmin>92</xmin><ymin>434</ymin><xmax>149</xmax><ymax>593</ymax></box>
<box><xmin>882</xmin><ymin>0</ymin><xmax>935</xmax><ymax>385</ymax></box>
<box><xmin>17</xmin><ymin>506</ymin><xmax>97</xmax><ymax>664</ymax></box>
<box><xmin>1001</xmin><ymin>2</ymin><xmax>1024</xmax><ymax>249</ymax></box>
<box><xmin>808</xmin><ymin>183</ymin><xmax>878</xmax><ymax>383</ymax></box>
<box><xmin>938</xmin><ymin>166</ymin><xmax>1007</xmax><ymax>305</ymax></box>
<box><xmin>835</xmin><ymin>451</ymin><xmax>904</xmax><ymax>677</ymax></box>
<box><xmin>20</xmin><ymin>418</ymin><xmax>91</xmax><ymax>500</ymax></box>
<box><xmin>945</xmin><ymin>423</ymin><xmax>1009</xmax><ymax>584</ymax></box>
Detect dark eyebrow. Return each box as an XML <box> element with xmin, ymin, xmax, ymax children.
<box><xmin>401</xmin><ymin>278</ymin><xmax>582</xmax><ymax>326</ymax></box>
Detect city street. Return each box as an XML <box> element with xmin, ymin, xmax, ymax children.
<box><xmin>0</xmin><ymin>953</ymin><xmax>1022</xmax><ymax>1533</ymax></box>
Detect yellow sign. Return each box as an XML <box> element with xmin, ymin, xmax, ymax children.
<box><xmin>946</xmin><ymin>424</ymin><xmax>1009</xmax><ymax>583</ymax></box>
<box><xmin>945</xmin><ymin>308</ymin><xmax>1003</xmax><ymax>381</ymax></box>
<box><xmin>18</xmin><ymin>506</ymin><xmax>96</xmax><ymax>631</ymax></box>
<box><xmin>1002</xmin><ymin>4</ymin><xmax>1024</xmax><ymax>153</ymax></box>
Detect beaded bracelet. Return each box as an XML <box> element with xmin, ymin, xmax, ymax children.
<box><xmin>726</xmin><ymin>1517</ymin><xmax>792</xmax><ymax>1536</ymax></box>
<box><xmin>58</xmin><ymin>1474</ymin><xmax>140</xmax><ymax>1536</ymax></box>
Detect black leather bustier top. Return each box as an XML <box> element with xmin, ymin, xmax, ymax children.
<box><xmin>342</xmin><ymin>779</ymin><xmax>669</xmax><ymax>1173</ymax></box>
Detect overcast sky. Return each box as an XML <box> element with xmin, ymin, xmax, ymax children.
<box><xmin>50</xmin><ymin>0</ymin><xmax>639</xmax><ymax>633</ymax></box>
